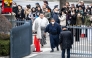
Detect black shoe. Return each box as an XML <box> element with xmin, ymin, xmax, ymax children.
<box><xmin>57</xmin><ymin>47</ymin><xmax>59</xmax><ymax>51</ymax></box>
<box><xmin>50</xmin><ymin>49</ymin><xmax>54</xmax><ymax>52</ymax></box>
<box><xmin>50</xmin><ymin>50</ymin><xmax>54</xmax><ymax>52</ymax></box>
<box><xmin>41</xmin><ymin>45</ymin><xmax>44</xmax><ymax>48</ymax></box>
<box><xmin>57</xmin><ymin>48</ymin><xmax>59</xmax><ymax>51</ymax></box>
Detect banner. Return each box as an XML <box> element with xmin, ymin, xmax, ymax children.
<box><xmin>2</xmin><ymin>0</ymin><xmax>12</xmax><ymax>14</ymax></box>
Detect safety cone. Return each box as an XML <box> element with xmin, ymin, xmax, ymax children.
<box><xmin>34</xmin><ymin>35</ymin><xmax>37</xmax><ymax>48</ymax></box>
<box><xmin>36</xmin><ymin>39</ymin><xmax>41</xmax><ymax>52</ymax></box>
<box><xmin>33</xmin><ymin>35</ymin><xmax>41</xmax><ymax>52</ymax></box>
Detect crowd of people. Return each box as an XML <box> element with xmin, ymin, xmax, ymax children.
<box><xmin>12</xmin><ymin>1</ymin><xmax>92</xmax><ymax>58</ymax></box>
<box><xmin>12</xmin><ymin>1</ymin><xmax>92</xmax><ymax>26</ymax></box>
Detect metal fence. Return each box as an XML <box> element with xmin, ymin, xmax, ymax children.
<box><xmin>67</xmin><ymin>26</ymin><xmax>92</xmax><ymax>57</ymax></box>
<box><xmin>10</xmin><ymin>20</ymin><xmax>32</xmax><ymax>58</ymax></box>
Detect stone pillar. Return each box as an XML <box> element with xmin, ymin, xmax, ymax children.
<box><xmin>59</xmin><ymin>0</ymin><xmax>66</xmax><ymax>10</ymax></box>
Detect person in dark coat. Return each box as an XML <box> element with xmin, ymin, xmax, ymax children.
<box><xmin>45</xmin><ymin>18</ymin><xmax>61</xmax><ymax>52</ymax></box>
<box><xmin>71</xmin><ymin>8</ymin><xmax>77</xmax><ymax>26</ymax></box>
<box><xmin>66</xmin><ymin>10</ymin><xmax>72</xmax><ymax>26</ymax></box>
<box><xmin>16</xmin><ymin>5</ymin><xmax>25</xmax><ymax>26</ymax></box>
<box><xmin>36</xmin><ymin>6</ymin><xmax>42</xmax><ymax>17</ymax></box>
<box><xmin>16</xmin><ymin>5</ymin><xmax>25</xmax><ymax>20</ymax></box>
<box><xmin>52</xmin><ymin>5</ymin><xmax>60</xmax><ymax>24</ymax></box>
<box><xmin>35</xmin><ymin>3</ymin><xmax>40</xmax><ymax>11</ymax></box>
<box><xmin>59</xmin><ymin>26</ymin><xmax>73</xmax><ymax>58</ymax></box>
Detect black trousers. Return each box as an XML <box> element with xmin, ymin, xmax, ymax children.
<box><xmin>62</xmin><ymin>49</ymin><xmax>70</xmax><ymax>58</ymax></box>
<box><xmin>75</xmin><ymin>28</ymin><xmax>81</xmax><ymax>41</ymax></box>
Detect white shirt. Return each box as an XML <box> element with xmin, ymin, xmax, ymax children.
<box><xmin>59</xmin><ymin>14</ymin><xmax>66</xmax><ymax>26</ymax></box>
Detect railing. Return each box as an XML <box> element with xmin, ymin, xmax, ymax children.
<box><xmin>67</xmin><ymin>26</ymin><xmax>92</xmax><ymax>57</ymax></box>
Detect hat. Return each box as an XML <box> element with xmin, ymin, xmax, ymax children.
<box><xmin>54</xmin><ymin>5</ymin><xmax>58</xmax><ymax>9</ymax></box>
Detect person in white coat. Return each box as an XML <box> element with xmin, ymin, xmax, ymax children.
<box><xmin>32</xmin><ymin>13</ymin><xmax>49</xmax><ymax>47</ymax></box>
<box><xmin>59</xmin><ymin>11</ymin><xmax>66</xmax><ymax>27</ymax></box>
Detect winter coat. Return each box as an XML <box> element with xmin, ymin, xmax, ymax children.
<box><xmin>59</xmin><ymin>30</ymin><xmax>73</xmax><ymax>50</ymax></box>
<box><xmin>24</xmin><ymin>9</ymin><xmax>31</xmax><ymax>18</ymax></box>
<box><xmin>44</xmin><ymin>12</ymin><xmax>51</xmax><ymax>19</ymax></box>
<box><xmin>66</xmin><ymin>13</ymin><xmax>72</xmax><ymax>25</ymax></box>
<box><xmin>59</xmin><ymin>14</ymin><xmax>66</xmax><ymax>26</ymax></box>
<box><xmin>16</xmin><ymin>9</ymin><xmax>25</xmax><ymax>19</ymax></box>
<box><xmin>84</xmin><ymin>15</ymin><xmax>91</xmax><ymax>26</ymax></box>
<box><xmin>52</xmin><ymin>12</ymin><xmax>60</xmax><ymax>24</ymax></box>
<box><xmin>12</xmin><ymin>6</ymin><xmax>18</xmax><ymax>17</ymax></box>
<box><xmin>76</xmin><ymin>14</ymin><xmax>82</xmax><ymax>26</ymax></box>
<box><xmin>70</xmin><ymin>14</ymin><xmax>77</xmax><ymax>25</ymax></box>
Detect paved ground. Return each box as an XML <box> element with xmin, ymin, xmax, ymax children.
<box><xmin>24</xmin><ymin>48</ymin><xmax>92</xmax><ymax>58</ymax></box>
<box><xmin>23</xmin><ymin>34</ymin><xmax>92</xmax><ymax>58</ymax></box>
<box><xmin>25</xmin><ymin>52</ymin><xmax>92</xmax><ymax>58</ymax></box>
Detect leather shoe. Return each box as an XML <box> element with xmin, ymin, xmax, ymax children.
<box><xmin>57</xmin><ymin>47</ymin><xmax>59</xmax><ymax>51</ymax></box>
<box><xmin>50</xmin><ymin>48</ymin><xmax>54</xmax><ymax>52</ymax></box>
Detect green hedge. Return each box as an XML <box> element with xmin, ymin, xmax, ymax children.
<box><xmin>0</xmin><ymin>33</ymin><xmax>10</xmax><ymax>56</ymax></box>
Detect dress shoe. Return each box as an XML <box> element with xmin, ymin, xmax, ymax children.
<box><xmin>57</xmin><ymin>47</ymin><xmax>59</xmax><ymax>51</ymax></box>
<box><xmin>50</xmin><ymin>48</ymin><xmax>54</xmax><ymax>52</ymax></box>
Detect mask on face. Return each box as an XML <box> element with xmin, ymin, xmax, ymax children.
<box><xmin>51</xmin><ymin>22</ymin><xmax>55</xmax><ymax>24</ymax></box>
